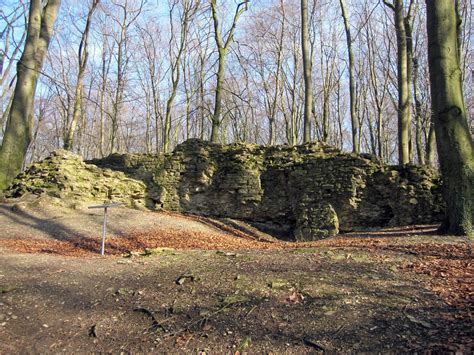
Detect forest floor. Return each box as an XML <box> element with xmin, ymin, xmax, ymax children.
<box><xmin>0</xmin><ymin>200</ymin><xmax>472</xmax><ymax>353</ymax></box>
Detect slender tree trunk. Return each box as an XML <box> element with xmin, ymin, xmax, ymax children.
<box><xmin>322</xmin><ymin>83</ymin><xmax>330</xmax><ymax>142</ymax></box>
<box><xmin>288</xmin><ymin>54</ymin><xmax>298</xmax><ymax>146</ymax></box>
<box><xmin>339</xmin><ymin>0</ymin><xmax>359</xmax><ymax>153</ymax></box>
<box><xmin>29</xmin><ymin>100</ymin><xmax>47</xmax><ymax>164</ymax></box>
<box><xmin>412</xmin><ymin>58</ymin><xmax>425</xmax><ymax>165</ymax></box>
<box><xmin>145</xmin><ymin>90</ymin><xmax>151</xmax><ymax>153</ymax></box>
<box><xmin>394</xmin><ymin>0</ymin><xmax>411</xmax><ymax>165</ymax></box>
<box><xmin>185</xmin><ymin>88</ymin><xmax>191</xmax><ymax>140</ymax></box>
<box><xmin>111</xmin><ymin>24</ymin><xmax>125</xmax><ymax>153</ymax></box>
<box><xmin>377</xmin><ymin>110</ymin><xmax>384</xmax><ymax>161</ymax></box>
<box><xmin>0</xmin><ymin>0</ymin><xmax>61</xmax><ymax>190</ymax></box>
<box><xmin>426</xmin><ymin>123</ymin><xmax>436</xmax><ymax>166</ymax></box>
<box><xmin>385</xmin><ymin>0</ymin><xmax>413</xmax><ymax>165</ymax></box>
<box><xmin>301</xmin><ymin>0</ymin><xmax>312</xmax><ymax>143</ymax></box>
<box><xmin>336</xmin><ymin>78</ymin><xmax>344</xmax><ymax>149</ymax></box>
<box><xmin>163</xmin><ymin>80</ymin><xmax>178</xmax><ymax>153</ymax></box>
<box><xmin>367</xmin><ymin>106</ymin><xmax>377</xmax><ymax>155</ymax></box>
<box><xmin>98</xmin><ymin>34</ymin><xmax>109</xmax><ymax>157</ymax></box>
<box><xmin>151</xmin><ymin>80</ymin><xmax>161</xmax><ymax>153</ymax></box>
<box><xmin>109</xmin><ymin>0</ymin><xmax>144</xmax><ymax>153</ymax></box>
<box><xmin>210</xmin><ymin>49</ymin><xmax>225</xmax><ymax>142</ymax></box>
<box><xmin>199</xmin><ymin>53</ymin><xmax>205</xmax><ymax>140</ymax></box>
<box><xmin>63</xmin><ymin>0</ymin><xmax>98</xmax><ymax>151</ymax></box>
<box><xmin>404</xmin><ymin>14</ymin><xmax>414</xmax><ymax>161</ymax></box>
<box><xmin>199</xmin><ymin>89</ymin><xmax>205</xmax><ymax>139</ymax></box>
<box><xmin>0</xmin><ymin>93</ymin><xmax>14</xmax><ymax>134</ymax></box>
<box><xmin>183</xmin><ymin>58</ymin><xmax>192</xmax><ymax>140</ymax></box>
<box><xmin>267</xmin><ymin>2</ymin><xmax>285</xmax><ymax>146</ymax></box>
<box><xmin>209</xmin><ymin>0</ymin><xmax>248</xmax><ymax>143</ymax></box>
<box><xmin>367</xmin><ymin>21</ymin><xmax>387</xmax><ymax>161</ymax></box>
<box><xmin>426</xmin><ymin>0</ymin><xmax>474</xmax><ymax>236</ymax></box>
<box><xmin>163</xmin><ymin>1</ymin><xmax>195</xmax><ymax>152</ymax></box>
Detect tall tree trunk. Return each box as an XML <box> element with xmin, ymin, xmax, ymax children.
<box><xmin>98</xmin><ymin>34</ymin><xmax>110</xmax><ymax>157</ymax></box>
<box><xmin>29</xmin><ymin>98</ymin><xmax>47</xmax><ymax>164</ymax></box>
<box><xmin>412</xmin><ymin>58</ymin><xmax>425</xmax><ymax>165</ymax></box>
<box><xmin>426</xmin><ymin>0</ymin><xmax>474</xmax><ymax>236</ymax></box>
<box><xmin>339</xmin><ymin>0</ymin><xmax>359</xmax><ymax>153</ymax></box>
<box><xmin>336</xmin><ymin>78</ymin><xmax>344</xmax><ymax>150</ymax></box>
<box><xmin>151</xmin><ymin>76</ymin><xmax>161</xmax><ymax>153</ymax></box>
<box><xmin>285</xmin><ymin>42</ymin><xmax>299</xmax><ymax>146</ymax></box>
<box><xmin>182</xmin><ymin>56</ymin><xmax>192</xmax><ymax>140</ymax></box>
<box><xmin>267</xmin><ymin>0</ymin><xmax>285</xmax><ymax>146</ymax></box>
<box><xmin>425</xmin><ymin>123</ymin><xmax>436</xmax><ymax>166</ymax></box>
<box><xmin>64</xmin><ymin>0</ymin><xmax>98</xmax><ymax>151</ymax></box>
<box><xmin>145</xmin><ymin>89</ymin><xmax>152</xmax><ymax>153</ymax></box>
<box><xmin>385</xmin><ymin>0</ymin><xmax>413</xmax><ymax>165</ymax></box>
<box><xmin>404</xmin><ymin>12</ymin><xmax>414</xmax><ymax>161</ymax></box>
<box><xmin>210</xmin><ymin>48</ymin><xmax>225</xmax><ymax>142</ymax></box>
<box><xmin>0</xmin><ymin>0</ymin><xmax>61</xmax><ymax>190</ymax></box>
<box><xmin>108</xmin><ymin>1</ymin><xmax>144</xmax><ymax>153</ymax></box>
<box><xmin>394</xmin><ymin>0</ymin><xmax>411</xmax><ymax>165</ymax></box>
<box><xmin>163</xmin><ymin>0</ymin><xmax>196</xmax><ymax>152</ymax></box>
<box><xmin>367</xmin><ymin>21</ymin><xmax>389</xmax><ymax>162</ymax></box>
<box><xmin>209</xmin><ymin>0</ymin><xmax>248</xmax><ymax>143</ymax></box>
<box><xmin>111</xmin><ymin>21</ymin><xmax>126</xmax><ymax>153</ymax></box>
<box><xmin>301</xmin><ymin>0</ymin><xmax>312</xmax><ymax>143</ymax></box>
<box><xmin>163</xmin><ymin>79</ymin><xmax>176</xmax><ymax>152</ymax></box>
<box><xmin>199</xmin><ymin>69</ymin><xmax>205</xmax><ymax>140</ymax></box>
<box><xmin>322</xmin><ymin>80</ymin><xmax>330</xmax><ymax>142</ymax></box>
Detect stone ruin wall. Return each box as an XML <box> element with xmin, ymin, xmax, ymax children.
<box><xmin>5</xmin><ymin>150</ymin><xmax>148</xmax><ymax>209</ymax></box>
<box><xmin>4</xmin><ymin>139</ymin><xmax>445</xmax><ymax>240</ymax></box>
<box><xmin>90</xmin><ymin>139</ymin><xmax>445</xmax><ymax>240</ymax></box>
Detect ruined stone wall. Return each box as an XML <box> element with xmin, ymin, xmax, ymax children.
<box><xmin>5</xmin><ymin>141</ymin><xmax>444</xmax><ymax>240</ymax></box>
<box><xmin>5</xmin><ymin>150</ymin><xmax>147</xmax><ymax>209</ymax></box>
<box><xmin>91</xmin><ymin>139</ymin><xmax>444</xmax><ymax>239</ymax></box>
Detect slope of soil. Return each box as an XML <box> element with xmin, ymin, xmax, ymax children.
<box><xmin>0</xmin><ymin>202</ymin><xmax>472</xmax><ymax>353</ymax></box>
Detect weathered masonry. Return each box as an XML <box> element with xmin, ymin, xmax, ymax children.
<box><xmin>5</xmin><ymin>139</ymin><xmax>444</xmax><ymax>240</ymax></box>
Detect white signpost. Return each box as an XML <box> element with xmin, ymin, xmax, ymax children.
<box><xmin>88</xmin><ymin>202</ymin><xmax>126</xmax><ymax>256</ymax></box>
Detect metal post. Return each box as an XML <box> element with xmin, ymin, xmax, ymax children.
<box><xmin>101</xmin><ymin>207</ymin><xmax>107</xmax><ymax>256</ymax></box>
<box><xmin>88</xmin><ymin>202</ymin><xmax>125</xmax><ymax>256</ymax></box>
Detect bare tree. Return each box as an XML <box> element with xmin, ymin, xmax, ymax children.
<box><xmin>339</xmin><ymin>0</ymin><xmax>359</xmax><ymax>152</ymax></box>
<box><xmin>107</xmin><ymin>0</ymin><xmax>144</xmax><ymax>153</ymax></box>
<box><xmin>63</xmin><ymin>0</ymin><xmax>99</xmax><ymax>151</ymax></box>
<box><xmin>300</xmin><ymin>0</ymin><xmax>312</xmax><ymax>143</ymax></box>
<box><xmin>426</xmin><ymin>0</ymin><xmax>474</xmax><ymax>236</ymax></box>
<box><xmin>163</xmin><ymin>0</ymin><xmax>200</xmax><ymax>152</ymax></box>
<box><xmin>0</xmin><ymin>1</ymin><xmax>27</xmax><ymax>133</ymax></box>
<box><xmin>384</xmin><ymin>0</ymin><xmax>415</xmax><ymax>165</ymax></box>
<box><xmin>209</xmin><ymin>0</ymin><xmax>248</xmax><ymax>142</ymax></box>
<box><xmin>0</xmin><ymin>0</ymin><xmax>61</xmax><ymax>190</ymax></box>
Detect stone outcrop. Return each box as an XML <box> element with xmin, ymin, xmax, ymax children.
<box><xmin>5</xmin><ymin>150</ymin><xmax>147</xmax><ymax>209</ymax></box>
<box><xmin>4</xmin><ymin>140</ymin><xmax>445</xmax><ymax>240</ymax></box>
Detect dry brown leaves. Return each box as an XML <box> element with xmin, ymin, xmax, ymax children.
<box><xmin>402</xmin><ymin>251</ymin><xmax>473</xmax><ymax>314</ymax></box>
<box><xmin>0</xmin><ymin>224</ymin><xmax>472</xmax><ymax>319</ymax></box>
<box><xmin>315</xmin><ymin>237</ymin><xmax>473</xmax><ymax>318</ymax></box>
<box><xmin>0</xmin><ymin>228</ymin><xmax>275</xmax><ymax>257</ymax></box>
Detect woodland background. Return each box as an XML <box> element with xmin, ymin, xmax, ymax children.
<box><xmin>1</xmin><ymin>0</ymin><xmax>473</xmax><ymax>164</ymax></box>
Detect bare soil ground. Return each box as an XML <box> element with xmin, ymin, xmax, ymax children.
<box><xmin>0</xmin><ymin>201</ymin><xmax>472</xmax><ymax>353</ymax></box>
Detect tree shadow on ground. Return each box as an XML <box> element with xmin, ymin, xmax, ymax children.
<box><xmin>0</xmin><ymin>205</ymin><xmax>144</xmax><ymax>255</ymax></box>
<box><xmin>1</xmin><ymin>252</ymin><xmax>469</xmax><ymax>353</ymax></box>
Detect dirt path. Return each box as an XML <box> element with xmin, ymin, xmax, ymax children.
<box><xmin>0</xmin><ymin>203</ymin><xmax>472</xmax><ymax>353</ymax></box>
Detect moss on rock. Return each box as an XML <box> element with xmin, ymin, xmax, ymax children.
<box><xmin>5</xmin><ymin>149</ymin><xmax>147</xmax><ymax>208</ymax></box>
<box><xmin>4</xmin><ymin>140</ymin><xmax>445</xmax><ymax>240</ymax></box>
